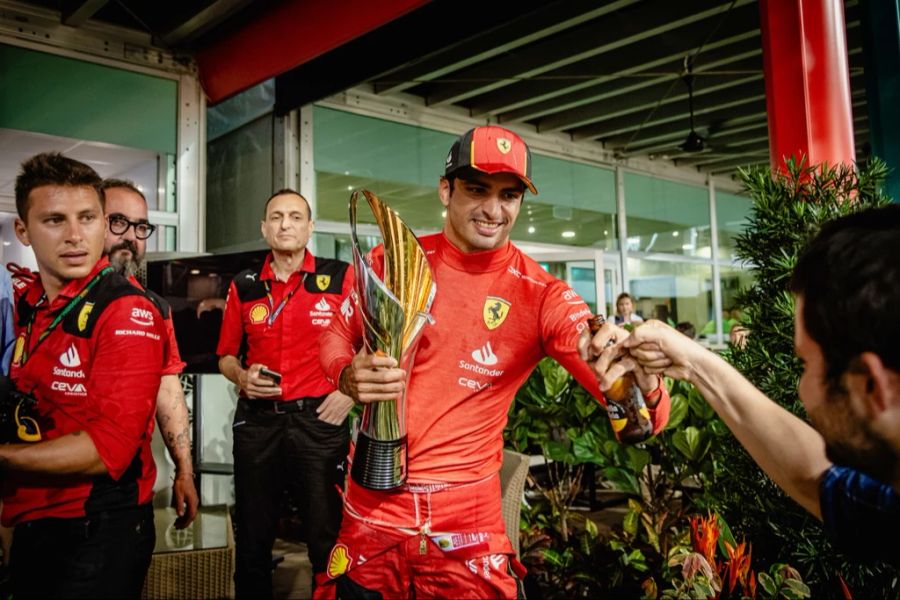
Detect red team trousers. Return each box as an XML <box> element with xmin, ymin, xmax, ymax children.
<box><xmin>314</xmin><ymin>474</ymin><xmax>523</xmax><ymax>599</ymax></box>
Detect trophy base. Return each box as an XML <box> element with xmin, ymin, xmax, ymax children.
<box><xmin>351</xmin><ymin>433</ymin><xmax>408</xmax><ymax>490</ymax></box>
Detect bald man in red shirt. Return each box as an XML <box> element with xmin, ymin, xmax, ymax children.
<box><xmin>316</xmin><ymin>127</ymin><xmax>671</xmax><ymax>599</ymax></box>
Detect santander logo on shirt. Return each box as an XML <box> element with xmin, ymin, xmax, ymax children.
<box><xmin>458</xmin><ymin>341</ymin><xmax>504</xmax><ymax>391</ymax></box>
<box><xmin>52</xmin><ymin>344</ymin><xmax>87</xmax><ymax>393</ymax></box>
<box><xmin>471</xmin><ymin>342</ymin><xmax>498</xmax><ymax>366</ymax></box>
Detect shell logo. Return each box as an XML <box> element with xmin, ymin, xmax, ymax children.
<box><xmin>326</xmin><ymin>544</ymin><xmax>351</xmax><ymax>578</ymax></box>
<box><xmin>249</xmin><ymin>303</ymin><xmax>269</xmax><ymax>324</ymax></box>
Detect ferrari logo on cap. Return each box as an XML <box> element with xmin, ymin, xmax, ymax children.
<box><xmin>77</xmin><ymin>302</ymin><xmax>94</xmax><ymax>332</ymax></box>
<box><xmin>497</xmin><ymin>138</ymin><xmax>512</xmax><ymax>154</ymax></box>
<box><xmin>249</xmin><ymin>303</ymin><xmax>269</xmax><ymax>324</ymax></box>
<box><xmin>316</xmin><ymin>275</ymin><xmax>331</xmax><ymax>291</ymax></box>
<box><xmin>483</xmin><ymin>296</ymin><xmax>511</xmax><ymax>330</ymax></box>
<box><xmin>326</xmin><ymin>544</ymin><xmax>351</xmax><ymax>579</ymax></box>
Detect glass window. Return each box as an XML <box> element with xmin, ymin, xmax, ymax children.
<box><xmin>716</xmin><ymin>191</ymin><xmax>752</xmax><ymax>262</ymax></box>
<box><xmin>623</xmin><ymin>172</ymin><xmax>711</xmax><ymax>257</ymax></box>
<box><xmin>626</xmin><ymin>257</ymin><xmax>713</xmax><ymax>336</ymax></box>
<box><xmin>313</xmin><ymin>107</ymin><xmax>617</xmax><ymax>249</ymax></box>
<box><xmin>205</xmin><ymin>114</ymin><xmax>274</xmax><ymax>251</ymax></box>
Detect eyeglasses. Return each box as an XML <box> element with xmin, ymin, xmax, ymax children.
<box><xmin>108</xmin><ymin>214</ymin><xmax>157</xmax><ymax>240</ymax></box>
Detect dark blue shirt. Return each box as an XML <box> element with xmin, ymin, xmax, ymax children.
<box><xmin>820</xmin><ymin>465</ymin><xmax>900</xmax><ymax>564</ymax></box>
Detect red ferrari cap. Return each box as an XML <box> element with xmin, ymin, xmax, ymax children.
<box><xmin>445</xmin><ymin>126</ymin><xmax>537</xmax><ymax>194</ymax></box>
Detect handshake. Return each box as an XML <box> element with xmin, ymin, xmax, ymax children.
<box><xmin>579</xmin><ymin>318</ymin><xmax>700</xmax><ymax>389</ymax></box>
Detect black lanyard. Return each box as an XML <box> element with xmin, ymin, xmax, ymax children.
<box><xmin>20</xmin><ymin>266</ymin><xmax>113</xmax><ymax>366</ymax></box>
<box><xmin>264</xmin><ymin>272</ymin><xmax>307</xmax><ymax>327</ymax></box>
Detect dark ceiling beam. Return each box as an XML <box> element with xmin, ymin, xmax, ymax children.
<box><xmin>499</xmin><ymin>46</ymin><xmax>759</xmax><ymax>128</ymax></box>
<box><xmin>61</xmin><ymin>0</ymin><xmax>108</xmax><ymax>27</ymax></box>
<box><xmin>157</xmin><ymin>0</ymin><xmax>255</xmax><ymax>48</ymax></box>
<box><xmin>603</xmin><ymin>100</ymin><xmax>769</xmax><ymax>152</ymax></box>
<box><xmin>541</xmin><ymin>73</ymin><xmax>763</xmax><ymax>135</ymax></box>
<box><xmin>371</xmin><ymin>0</ymin><xmax>640</xmax><ymax>96</ymax></box>
<box><xmin>620</xmin><ymin>112</ymin><xmax>769</xmax><ymax>156</ymax></box>
<box><xmin>424</xmin><ymin>0</ymin><xmax>756</xmax><ymax>107</ymax></box>
<box><xmin>470</xmin><ymin>2</ymin><xmax>762</xmax><ymax>119</ymax></box>
<box><xmin>675</xmin><ymin>143</ymin><xmax>772</xmax><ymax>168</ymax></box>
<box><xmin>572</xmin><ymin>85</ymin><xmax>766</xmax><ymax>142</ymax></box>
<box><xmin>705</xmin><ymin>157</ymin><xmax>770</xmax><ymax>175</ymax></box>
<box><xmin>274</xmin><ymin>1</ymin><xmax>545</xmax><ymax>115</ymax></box>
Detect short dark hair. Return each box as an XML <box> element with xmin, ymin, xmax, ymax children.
<box><xmin>264</xmin><ymin>188</ymin><xmax>311</xmax><ymax>219</ymax></box>
<box><xmin>14</xmin><ymin>152</ymin><xmax>103</xmax><ymax>219</ymax></box>
<box><xmin>616</xmin><ymin>292</ymin><xmax>634</xmax><ymax>304</ymax></box>
<box><xmin>789</xmin><ymin>203</ymin><xmax>900</xmax><ymax>383</ymax></box>
<box><xmin>444</xmin><ymin>168</ymin><xmax>527</xmax><ymax>196</ymax></box>
<box><xmin>100</xmin><ymin>178</ymin><xmax>147</xmax><ymax>204</ymax></box>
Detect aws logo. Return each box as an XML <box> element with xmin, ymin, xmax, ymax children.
<box><xmin>130</xmin><ymin>307</ymin><xmax>154</xmax><ymax>327</ymax></box>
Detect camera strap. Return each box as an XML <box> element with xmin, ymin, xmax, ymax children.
<box><xmin>18</xmin><ymin>266</ymin><xmax>113</xmax><ymax>366</ymax></box>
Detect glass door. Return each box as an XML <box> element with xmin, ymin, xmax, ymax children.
<box><xmin>530</xmin><ymin>250</ymin><xmax>610</xmax><ymax>317</ymax></box>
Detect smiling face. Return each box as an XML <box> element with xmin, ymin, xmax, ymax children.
<box><xmin>439</xmin><ymin>171</ymin><xmax>524</xmax><ymax>253</ymax></box>
<box><xmin>15</xmin><ymin>184</ymin><xmax>105</xmax><ymax>298</ymax></box>
<box><xmin>795</xmin><ymin>296</ymin><xmax>898</xmax><ymax>482</ymax></box>
<box><xmin>261</xmin><ymin>192</ymin><xmax>314</xmax><ymax>253</ymax></box>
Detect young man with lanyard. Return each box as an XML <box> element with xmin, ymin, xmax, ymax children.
<box><xmin>316</xmin><ymin>126</ymin><xmax>671</xmax><ymax>599</ymax></box>
<box><xmin>217</xmin><ymin>189</ymin><xmax>355</xmax><ymax>598</ymax></box>
<box><xmin>5</xmin><ymin>153</ymin><xmax>167</xmax><ymax>598</ymax></box>
<box><xmin>100</xmin><ymin>178</ymin><xmax>198</xmax><ymax>528</ymax></box>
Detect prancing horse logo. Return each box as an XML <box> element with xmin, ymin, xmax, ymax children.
<box><xmin>483</xmin><ymin>297</ymin><xmax>511</xmax><ymax>330</ymax></box>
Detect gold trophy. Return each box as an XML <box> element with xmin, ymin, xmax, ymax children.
<box><xmin>349</xmin><ymin>190</ymin><xmax>436</xmax><ymax>490</ymax></box>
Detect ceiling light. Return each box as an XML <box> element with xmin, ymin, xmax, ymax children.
<box><xmin>682</xmin><ymin>244</ymin><xmax>695</xmax><ymax>250</ymax></box>
<box><xmin>190</xmin><ymin>269</ymin><xmax>200</xmax><ymax>275</ymax></box>
<box><xmin>1</xmin><ymin>242</ymin><xmax>9</xmax><ymax>247</ymax></box>
<box><xmin>672</xmin><ymin>231</ymin><xmax>679</xmax><ymax>237</ymax></box>
<box><xmin>562</xmin><ymin>231</ymin><xmax>575</xmax><ymax>238</ymax></box>
<box><xmin>441</xmin><ymin>210</ymin><xmax>447</xmax><ymax>218</ymax></box>
<box><xmin>347</xmin><ymin>186</ymin><xmax>353</xmax><ymax>191</ymax></box>
<box><xmin>528</xmin><ymin>226</ymin><xmax>535</xmax><ymax>234</ymax></box>
<box><xmin>603</xmin><ymin>230</ymin><xmax>608</xmax><ymax>236</ymax></box>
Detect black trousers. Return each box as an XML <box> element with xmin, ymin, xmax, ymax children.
<box><xmin>10</xmin><ymin>504</ymin><xmax>154</xmax><ymax>599</ymax></box>
<box><xmin>232</xmin><ymin>398</ymin><xmax>349</xmax><ymax>599</ymax></box>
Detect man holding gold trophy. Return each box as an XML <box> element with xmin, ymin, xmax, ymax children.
<box><xmin>317</xmin><ymin>126</ymin><xmax>671</xmax><ymax>599</ymax></box>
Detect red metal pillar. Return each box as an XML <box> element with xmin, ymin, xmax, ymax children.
<box><xmin>759</xmin><ymin>0</ymin><xmax>856</xmax><ymax>171</ymax></box>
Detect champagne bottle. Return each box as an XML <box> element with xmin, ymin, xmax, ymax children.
<box><xmin>586</xmin><ymin>315</ymin><xmax>653</xmax><ymax>444</ymax></box>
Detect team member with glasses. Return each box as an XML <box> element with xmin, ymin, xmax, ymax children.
<box><xmin>4</xmin><ymin>153</ymin><xmax>167</xmax><ymax>598</ymax></box>
<box><xmin>100</xmin><ymin>179</ymin><xmax>199</xmax><ymax>528</ymax></box>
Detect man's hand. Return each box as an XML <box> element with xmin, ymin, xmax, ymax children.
<box><xmin>623</xmin><ymin>319</ymin><xmax>706</xmax><ymax>383</ymax></box>
<box><xmin>172</xmin><ymin>471</ymin><xmax>199</xmax><ymax>529</ymax></box>
<box><xmin>316</xmin><ymin>390</ymin><xmax>355</xmax><ymax>425</ymax></box>
<box><xmin>338</xmin><ymin>349</ymin><xmax>406</xmax><ymax>404</ymax></box>
<box><xmin>578</xmin><ymin>318</ymin><xmax>660</xmax><ymax>395</ymax></box>
<box><xmin>240</xmin><ymin>364</ymin><xmax>282</xmax><ymax>398</ymax></box>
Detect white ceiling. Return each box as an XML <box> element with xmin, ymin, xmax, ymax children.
<box><xmin>0</xmin><ymin>128</ymin><xmax>160</xmax><ymax>208</ymax></box>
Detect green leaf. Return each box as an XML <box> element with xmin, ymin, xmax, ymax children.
<box><xmin>664</xmin><ymin>393</ymin><xmax>689</xmax><ymax>430</ymax></box>
<box><xmin>672</xmin><ymin>427</ymin><xmax>711</xmax><ymax>462</ymax></box>
<box><xmin>758</xmin><ymin>572</ymin><xmax>776</xmax><ymax>596</ymax></box>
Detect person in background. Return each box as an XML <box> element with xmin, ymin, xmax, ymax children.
<box><xmin>586</xmin><ymin>204</ymin><xmax>900</xmax><ymax>565</ymax></box>
<box><xmin>217</xmin><ymin>189</ymin><xmax>354</xmax><ymax>598</ymax></box>
<box><xmin>675</xmin><ymin>321</ymin><xmax>696</xmax><ymax>339</ymax></box>
<box><xmin>6</xmin><ymin>152</ymin><xmax>166</xmax><ymax>597</ymax></box>
<box><xmin>100</xmin><ymin>178</ymin><xmax>198</xmax><ymax>528</ymax></box>
<box><xmin>316</xmin><ymin>126</ymin><xmax>671</xmax><ymax>599</ymax></box>
<box><xmin>614</xmin><ymin>292</ymin><xmax>644</xmax><ymax>326</ymax></box>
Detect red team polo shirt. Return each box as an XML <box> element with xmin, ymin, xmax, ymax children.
<box><xmin>128</xmin><ymin>275</ymin><xmax>185</xmax><ymax>376</ymax></box>
<box><xmin>3</xmin><ymin>258</ymin><xmax>167</xmax><ymax>525</ymax></box>
<box><xmin>320</xmin><ymin>233</ymin><xmax>671</xmax><ymax>483</ymax></box>
<box><xmin>217</xmin><ymin>251</ymin><xmax>353</xmax><ymax>400</ymax></box>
